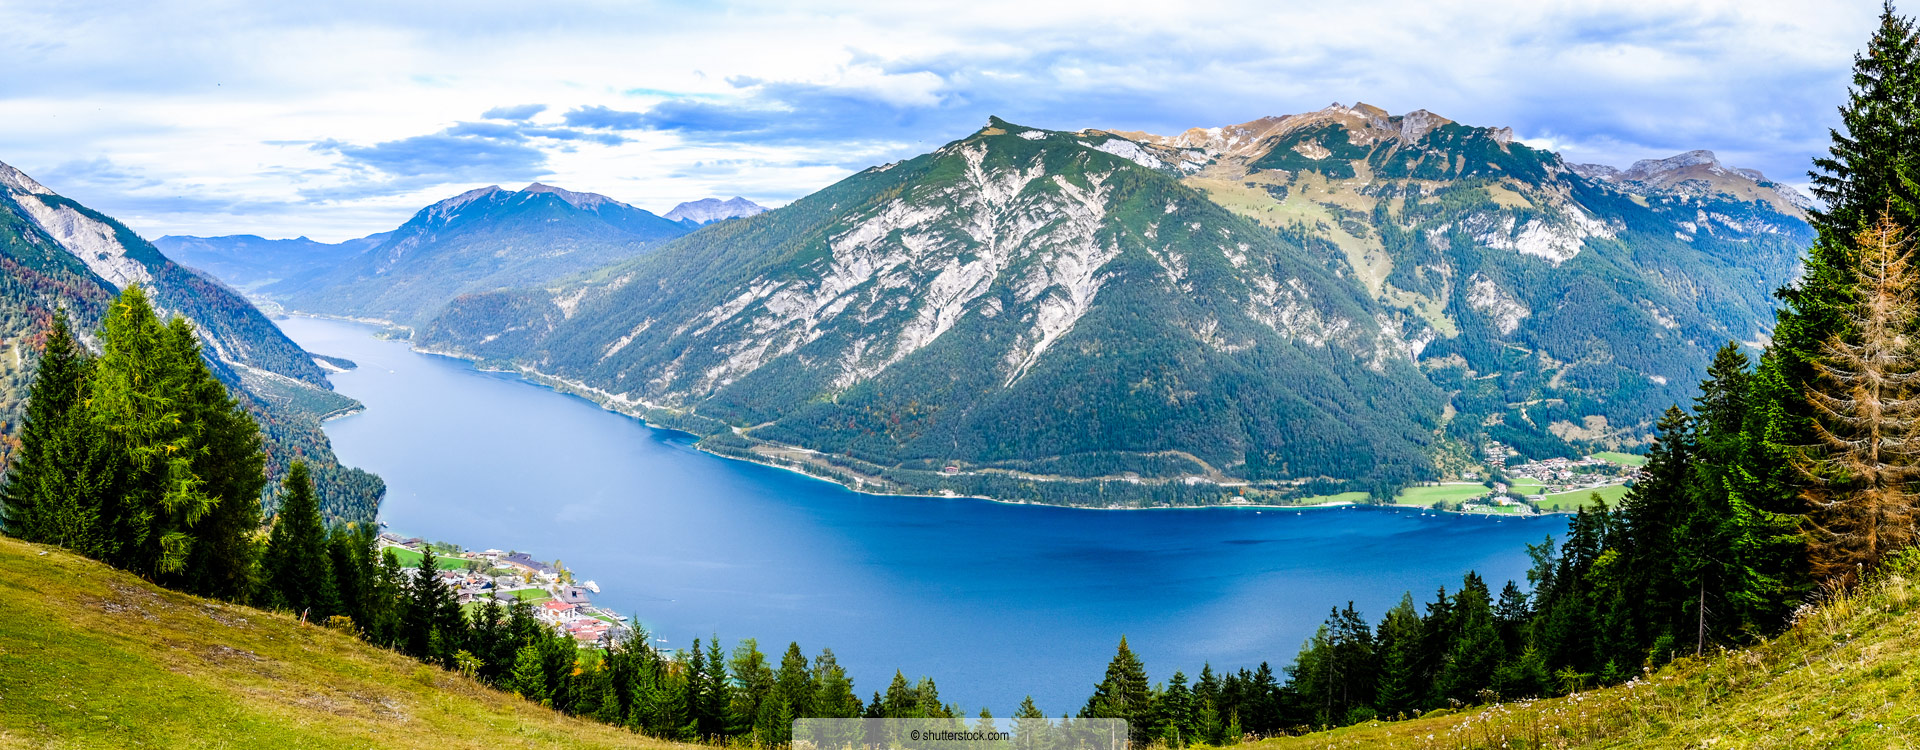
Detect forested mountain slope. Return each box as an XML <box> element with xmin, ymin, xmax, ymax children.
<box><xmin>259</xmin><ymin>183</ymin><xmax>691</xmax><ymax>325</ymax></box>
<box><xmin>1126</xmin><ymin>103</ymin><xmax>1810</xmax><ymax>461</ymax></box>
<box><xmin>0</xmin><ymin>160</ymin><xmax>381</xmax><ymax>523</ymax></box>
<box><xmin>416</xmin><ymin>109</ymin><xmax>1808</xmax><ymax>505</ymax></box>
<box><xmin>0</xmin><ymin>535</ymin><xmax>681</xmax><ymax>749</ymax></box>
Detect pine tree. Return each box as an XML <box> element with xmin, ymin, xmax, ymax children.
<box><xmin>512</xmin><ymin>641</ymin><xmax>549</xmax><ymax>703</ymax></box>
<box><xmin>89</xmin><ymin>286</ymin><xmax>212</xmax><ymax>577</ymax></box>
<box><xmin>1438</xmin><ymin>573</ymin><xmax>1502</xmax><ymax>704</ymax></box>
<box><xmin>1801</xmin><ymin>214</ymin><xmax>1920</xmax><ymax>582</ymax></box>
<box><xmin>403</xmin><ymin>546</ymin><xmax>448</xmax><ymax>659</ymax></box>
<box><xmin>1159</xmin><ymin>671</ymin><xmax>1194</xmax><ymax>747</ymax></box>
<box><xmin>726</xmin><ymin>638</ymin><xmax>774</xmax><ymax>736</ymax></box>
<box><xmin>0</xmin><ymin>313</ymin><xmax>122</xmax><ymax>556</ymax></box>
<box><xmin>171</xmin><ymin>317</ymin><xmax>266</xmax><ymax>601</ymax></box>
<box><xmin>260</xmin><ymin>462</ymin><xmax>337</xmax><ymax>618</ymax></box>
<box><xmin>1082</xmin><ymin>636</ymin><xmax>1152</xmax><ymax>742</ymax></box>
<box><xmin>811</xmin><ymin>648</ymin><xmax>863</xmax><ymax>719</ymax></box>
<box><xmin>1615</xmin><ymin>406</ymin><xmax>1697</xmax><ymax>650</ymax></box>
<box><xmin>774</xmin><ymin>641</ymin><xmax>816</xmax><ymax>720</ymax></box>
<box><xmin>1372</xmin><ymin>593</ymin><xmax>1422</xmax><ymax>716</ymax></box>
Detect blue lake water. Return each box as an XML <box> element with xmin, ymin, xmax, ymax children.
<box><xmin>277</xmin><ymin>315</ymin><xmax>1563</xmax><ymax>716</ymax></box>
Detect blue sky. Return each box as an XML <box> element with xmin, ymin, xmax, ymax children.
<box><xmin>0</xmin><ymin>1</ymin><xmax>1885</xmax><ymax>241</ymax></box>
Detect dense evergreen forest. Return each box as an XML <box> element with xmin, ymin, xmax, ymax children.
<box><xmin>5</xmin><ymin>7</ymin><xmax>1920</xmax><ymax>747</ymax></box>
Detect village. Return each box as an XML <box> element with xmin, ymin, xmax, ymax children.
<box><xmin>1406</xmin><ymin>441</ymin><xmax>1647</xmax><ymax>514</ymax></box>
<box><xmin>375</xmin><ymin>533</ymin><xmax>631</xmax><ymax>647</ymax></box>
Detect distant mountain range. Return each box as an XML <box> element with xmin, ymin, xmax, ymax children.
<box><xmin>0</xmin><ymin>160</ymin><xmax>383</xmax><ymax>523</ymax></box>
<box><xmin>159</xmin><ymin>190</ymin><xmax>772</xmax><ymax>328</ymax></box>
<box><xmin>163</xmin><ymin>104</ymin><xmax>1813</xmax><ymax>507</ymax></box>
<box><xmin>665</xmin><ymin>197</ymin><xmax>769</xmax><ymax>226</ymax></box>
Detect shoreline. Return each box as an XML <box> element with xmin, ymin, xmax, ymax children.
<box><xmin>283</xmin><ymin>311</ymin><xmax>1591</xmax><ymax>519</ymax></box>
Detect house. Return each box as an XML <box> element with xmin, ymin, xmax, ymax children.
<box><xmin>565</xmin><ymin>618</ymin><xmax>612</xmax><ymax>646</ymax></box>
<box><xmin>502</xmin><ymin>553</ymin><xmax>557</xmax><ymax>578</ymax></box>
<box><xmin>539</xmin><ymin>600</ymin><xmax>579</xmax><ymax>624</ymax></box>
<box><xmin>555</xmin><ymin>586</ymin><xmax>593</xmax><ymax>605</ymax></box>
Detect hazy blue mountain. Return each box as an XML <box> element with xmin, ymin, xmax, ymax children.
<box><xmin>416</xmin><ymin>108</ymin><xmax>1808</xmax><ymax>506</ymax></box>
<box><xmin>153</xmin><ymin>233</ymin><xmax>387</xmax><ymax>291</ymax></box>
<box><xmin>260</xmin><ymin>183</ymin><xmax>691</xmax><ymax>325</ymax></box>
<box><xmin>0</xmin><ymin>159</ymin><xmax>383</xmax><ymax>524</ymax></box>
<box><xmin>665</xmin><ymin>196</ymin><xmax>768</xmax><ymax>226</ymax></box>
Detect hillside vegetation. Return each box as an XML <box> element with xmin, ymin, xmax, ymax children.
<box><xmin>1255</xmin><ymin>549</ymin><xmax>1920</xmax><ymax>749</ymax></box>
<box><xmin>0</xmin><ymin>535</ymin><xmax>681</xmax><ymax>749</ymax></box>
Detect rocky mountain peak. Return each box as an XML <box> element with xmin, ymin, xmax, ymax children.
<box><xmin>520</xmin><ymin>183</ymin><xmax>624</xmax><ymax>211</ymax></box>
<box><xmin>665</xmin><ymin>196</ymin><xmax>768</xmax><ymax>225</ymax></box>
<box><xmin>0</xmin><ymin>160</ymin><xmax>54</xmax><ymax>196</ymax></box>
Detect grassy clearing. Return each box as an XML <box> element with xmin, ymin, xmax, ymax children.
<box><xmin>1292</xmin><ymin>491</ymin><xmax>1372</xmax><ymax>506</ymax></box>
<box><xmin>381</xmin><ymin>545</ymin><xmax>425</xmax><ymax>568</ymax></box>
<box><xmin>1536</xmin><ymin>483</ymin><xmax>1631</xmax><ymax>511</ymax></box>
<box><xmin>0</xmin><ymin>536</ymin><xmax>680</xmax><ymax>749</ymax></box>
<box><xmin>1393</xmin><ymin>484</ymin><xmax>1491</xmax><ymax>506</ymax></box>
<box><xmin>1591</xmin><ymin>451</ymin><xmax>1647</xmax><ymax>467</ymax></box>
<box><xmin>1249</xmin><ymin>549</ymin><xmax>1920</xmax><ymax>749</ymax></box>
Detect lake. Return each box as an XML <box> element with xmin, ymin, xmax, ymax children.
<box><xmin>277</xmin><ymin>315</ymin><xmax>1564</xmax><ymax>716</ymax></box>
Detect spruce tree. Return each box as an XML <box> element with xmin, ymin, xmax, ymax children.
<box><xmin>1372</xmin><ymin>593</ymin><xmax>1422</xmax><ymax>717</ymax></box>
<box><xmin>89</xmin><ymin>286</ymin><xmax>211</xmax><ymax>577</ymax></box>
<box><xmin>403</xmin><ymin>546</ymin><xmax>447</xmax><ymax>658</ymax></box>
<box><xmin>512</xmin><ymin>642</ymin><xmax>549</xmax><ymax>703</ymax></box>
<box><xmin>1082</xmin><ymin>636</ymin><xmax>1152</xmax><ymax>742</ymax></box>
<box><xmin>1800</xmin><ymin>215</ymin><xmax>1920</xmax><ymax>581</ymax></box>
<box><xmin>170</xmin><ymin>318</ymin><xmax>266</xmax><ymax>600</ymax></box>
<box><xmin>261</xmin><ymin>462</ymin><xmax>337</xmax><ymax>618</ymax></box>
<box><xmin>0</xmin><ymin>313</ymin><xmax>122</xmax><ymax>555</ymax></box>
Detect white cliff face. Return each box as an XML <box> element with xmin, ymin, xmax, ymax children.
<box><xmin>1469</xmin><ymin>204</ymin><xmax>1613</xmax><ymax>265</ymax></box>
<box><xmin>1465</xmin><ymin>273</ymin><xmax>1530</xmax><ymax>335</ymax></box>
<box><xmin>0</xmin><ymin>176</ymin><xmax>153</xmax><ymax>287</ymax></box>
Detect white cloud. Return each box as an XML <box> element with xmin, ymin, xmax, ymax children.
<box><xmin>0</xmin><ymin>0</ymin><xmax>1885</xmax><ymax>241</ymax></box>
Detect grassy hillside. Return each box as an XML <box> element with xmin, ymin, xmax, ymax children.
<box><xmin>0</xmin><ymin>536</ymin><xmax>683</xmax><ymax>749</ymax></box>
<box><xmin>1253</xmin><ymin>549</ymin><xmax>1920</xmax><ymax>748</ymax></box>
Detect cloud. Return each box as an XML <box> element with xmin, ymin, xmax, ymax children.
<box><xmin>563</xmin><ymin>105</ymin><xmax>649</xmax><ymax>130</ymax></box>
<box><xmin>482</xmin><ymin>103</ymin><xmax>547</xmax><ymax>121</ymax></box>
<box><xmin>311</xmin><ymin>132</ymin><xmax>549</xmax><ymax>186</ymax></box>
<box><xmin>0</xmin><ymin>0</ymin><xmax>1880</xmax><ymax>239</ymax></box>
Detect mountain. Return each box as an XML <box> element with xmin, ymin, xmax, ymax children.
<box><xmin>1119</xmin><ymin>103</ymin><xmax>1810</xmax><ymax>462</ymax></box>
<box><xmin>664</xmin><ymin>196</ymin><xmax>768</xmax><ymax>226</ymax></box>
<box><xmin>153</xmin><ymin>232</ymin><xmax>388</xmax><ymax>291</ymax></box>
<box><xmin>260</xmin><ymin>183</ymin><xmax>692</xmax><ymax>326</ymax></box>
<box><xmin>0</xmin><ymin>536</ymin><xmax>680</xmax><ymax>749</ymax></box>
<box><xmin>0</xmin><ymin>159</ymin><xmax>382</xmax><ymax>523</ymax></box>
<box><xmin>416</xmin><ymin>108</ymin><xmax>1810</xmax><ymax>507</ymax></box>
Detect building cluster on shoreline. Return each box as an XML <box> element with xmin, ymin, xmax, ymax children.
<box><xmin>376</xmin><ymin>533</ymin><xmax>627</xmax><ymax>646</ymax></box>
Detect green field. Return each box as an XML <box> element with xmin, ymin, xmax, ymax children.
<box><xmin>1508</xmin><ymin>479</ymin><xmax>1546</xmax><ymax>496</ymax></box>
<box><xmin>1536</xmin><ymin>482</ymin><xmax>1632</xmax><ymax>510</ymax></box>
<box><xmin>381</xmin><ymin>545</ymin><xmax>425</xmax><ymax>568</ymax></box>
<box><xmin>0</xmin><ymin>536</ymin><xmax>681</xmax><ymax>749</ymax></box>
<box><xmin>1391</xmin><ymin>483</ymin><xmax>1491</xmax><ymax>506</ymax></box>
<box><xmin>1591</xmin><ymin>451</ymin><xmax>1648</xmax><ymax>467</ymax></box>
<box><xmin>1290</xmin><ymin>491</ymin><xmax>1371</xmax><ymax>505</ymax></box>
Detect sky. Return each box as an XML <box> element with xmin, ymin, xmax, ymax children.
<box><xmin>0</xmin><ymin>1</ymin><xmax>1886</xmax><ymax>242</ymax></box>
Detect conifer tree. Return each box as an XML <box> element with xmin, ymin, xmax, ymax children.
<box><xmin>512</xmin><ymin>642</ymin><xmax>549</xmax><ymax>703</ymax></box>
<box><xmin>90</xmin><ymin>286</ymin><xmax>218</xmax><ymax>577</ymax></box>
<box><xmin>812</xmin><ymin>648</ymin><xmax>863</xmax><ymax>719</ymax></box>
<box><xmin>0</xmin><ymin>313</ymin><xmax>121</xmax><ymax>555</ymax></box>
<box><xmin>1801</xmin><ymin>214</ymin><xmax>1920</xmax><ymax>581</ymax></box>
<box><xmin>1082</xmin><ymin>636</ymin><xmax>1152</xmax><ymax>742</ymax></box>
<box><xmin>261</xmin><ymin>462</ymin><xmax>337</xmax><ymax>618</ymax></box>
<box><xmin>1372</xmin><ymin>593</ymin><xmax>1422</xmax><ymax>717</ymax></box>
<box><xmin>403</xmin><ymin>546</ymin><xmax>448</xmax><ymax>658</ymax></box>
<box><xmin>170</xmin><ymin>317</ymin><xmax>266</xmax><ymax>600</ymax></box>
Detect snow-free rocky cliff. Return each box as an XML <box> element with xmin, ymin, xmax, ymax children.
<box><xmin>400</xmin><ymin>109</ymin><xmax>1809</xmax><ymax>506</ymax></box>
